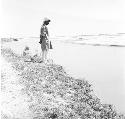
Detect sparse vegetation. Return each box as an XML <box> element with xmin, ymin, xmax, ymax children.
<box><xmin>1</xmin><ymin>47</ymin><xmax>125</xmax><ymax>119</ymax></box>
<box><xmin>1</xmin><ymin>39</ymin><xmax>125</xmax><ymax>119</ymax></box>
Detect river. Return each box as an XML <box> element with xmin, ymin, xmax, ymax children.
<box><xmin>49</xmin><ymin>41</ymin><xmax>125</xmax><ymax>113</ymax></box>
<box><xmin>3</xmin><ymin>37</ymin><xmax>125</xmax><ymax>113</ymax></box>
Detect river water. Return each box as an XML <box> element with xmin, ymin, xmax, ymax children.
<box><xmin>49</xmin><ymin>41</ymin><xmax>125</xmax><ymax>113</ymax></box>
<box><xmin>3</xmin><ymin>37</ymin><xmax>125</xmax><ymax>113</ymax></box>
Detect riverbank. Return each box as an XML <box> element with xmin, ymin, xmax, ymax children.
<box><xmin>1</xmin><ymin>38</ymin><xmax>125</xmax><ymax>119</ymax></box>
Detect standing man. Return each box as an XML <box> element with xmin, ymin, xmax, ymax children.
<box><xmin>39</xmin><ymin>18</ymin><xmax>51</xmax><ymax>63</ymax></box>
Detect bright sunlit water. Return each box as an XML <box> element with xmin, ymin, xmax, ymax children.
<box><xmin>50</xmin><ymin>41</ymin><xmax>125</xmax><ymax>113</ymax></box>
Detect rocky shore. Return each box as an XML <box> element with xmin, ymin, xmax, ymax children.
<box><xmin>1</xmin><ymin>39</ymin><xmax>125</xmax><ymax>119</ymax></box>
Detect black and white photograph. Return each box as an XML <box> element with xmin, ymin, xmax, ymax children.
<box><xmin>1</xmin><ymin>0</ymin><xmax>125</xmax><ymax>119</ymax></box>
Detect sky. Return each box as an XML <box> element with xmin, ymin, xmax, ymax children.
<box><xmin>1</xmin><ymin>0</ymin><xmax>125</xmax><ymax>37</ymax></box>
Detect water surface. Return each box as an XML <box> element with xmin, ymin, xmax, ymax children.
<box><xmin>50</xmin><ymin>41</ymin><xmax>125</xmax><ymax>113</ymax></box>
